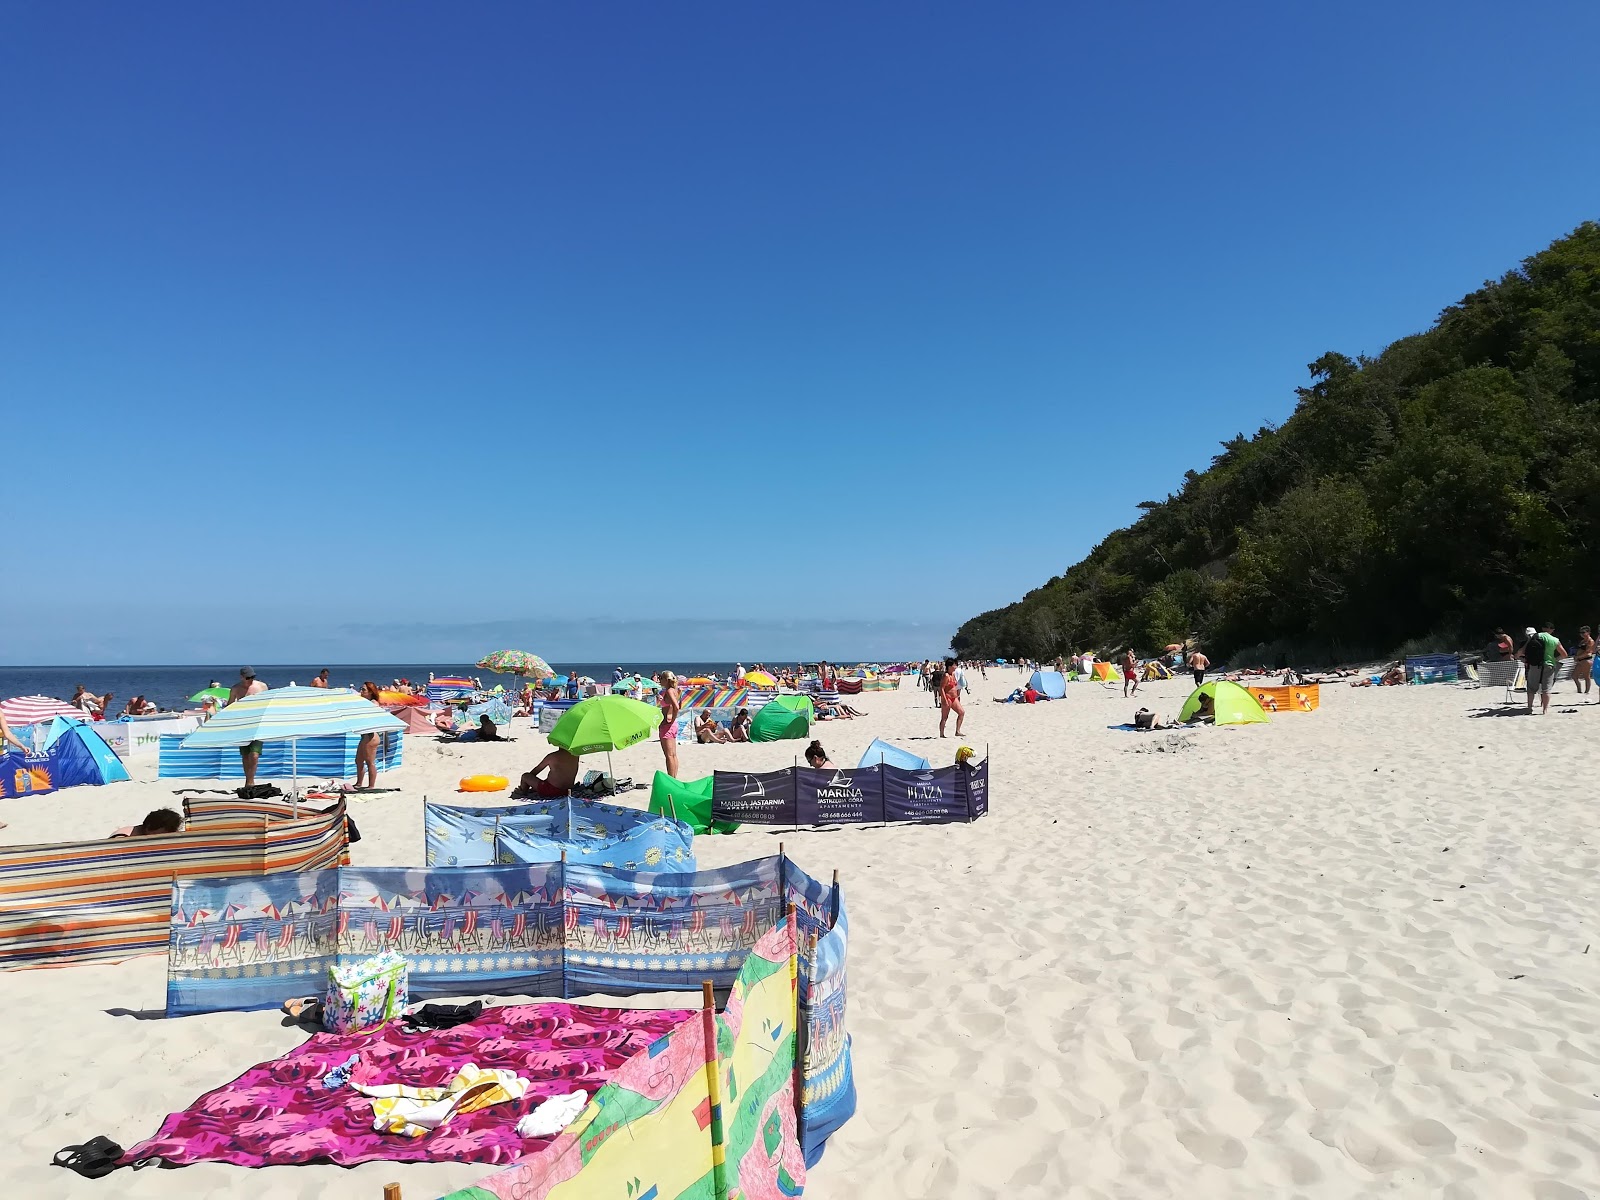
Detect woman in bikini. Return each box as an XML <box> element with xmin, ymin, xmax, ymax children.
<box><xmin>656</xmin><ymin>671</ymin><xmax>682</xmax><ymax>779</ymax></box>
<box><xmin>938</xmin><ymin>657</ymin><xmax>965</xmax><ymax>738</ymax></box>
<box><xmin>1576</xmin><ymin>626</ymin><xmax>1595</xmax><ymax>697</ymax></box>
<box><xmin>355</xmin><ymin>682</ymin><xmax>382</xmax><ymax>788</ymax></box>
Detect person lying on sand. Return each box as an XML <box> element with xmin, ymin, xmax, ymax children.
<box><xmin>112</xmin><ymin>808</ymin><xmax>183</xmax><ymax>838</ymax></box>
<box><xmin>516</xmin><ymin>748</ymin><xmax>580</xmax><ymax>798</ymax></box>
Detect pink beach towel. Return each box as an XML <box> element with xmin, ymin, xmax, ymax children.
<box><xmin>125</xmin><ymin>1002</ymin><xmax>691</xmax><ymax>1168</ymax></box>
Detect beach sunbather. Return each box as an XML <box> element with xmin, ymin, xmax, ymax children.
<box><xmin>803</xmin><ymin>740</ymin><xmax>834</xmax><ymax>769</ymax></box>
<box><xmin>517</xmin><ymin>748</ymin><xmax>581</xmax><ymax>798</ymax></box>
<box><xmin>695</xmin><ymin>712</ymin><xmax>731</xmax><ymax>744</ymax></box>
<box><xmin>112</xmin><ymin>808</ymin><xmax>183</xmax><ymax>838</ymax></box>
<box><xmin>730</xmin><ymin>708</ymin><xmax>752</xmax><ymax>741</ymax></box>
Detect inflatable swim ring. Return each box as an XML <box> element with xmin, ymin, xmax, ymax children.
<box><xmin>460</xmin><ymin>775</ymin><xmax>509</xmax><ymax>792</ymax></box>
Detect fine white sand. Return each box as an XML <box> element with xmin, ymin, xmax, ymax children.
<box><xmin>4</xmin><ymin>670</ymin><xmax>1598</xmax><ymax>1199</ymax></box>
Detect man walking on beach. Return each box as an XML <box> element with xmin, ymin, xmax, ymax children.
<box><xmin>1523</xmin><ymin>623</ymin><xmax>1566</xmax><ymax>716</ymax></box>
<box><xmin>1122</xmin><ymin>648</ymin><xmax>1140</xmax><ymax>697</ymax></box>
<box><xmin>228</xmin><ymin>667</ymin><xmax>268</xmax><ymax>786</ymax></box>
<box><xmin>1187</xmin><ymin>649</ymin><xmax>1209</xmax><ymax>687</ymax></box>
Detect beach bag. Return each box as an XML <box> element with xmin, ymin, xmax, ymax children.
<box><xmin>325</xmin><ymin>951</ymin><xmax>409</xmax><ymax>1033</ymax></box>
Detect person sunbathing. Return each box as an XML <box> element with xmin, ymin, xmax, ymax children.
<box><xmin>1185</xmin><ymin>694</ymin><xmax>1216</xmax><ymax>723</ymax></box>
<box><xmin>475</xmin><ymin>715</ymin><xmax>505</xmax><ymax>741</ymax></box>
<box><xmin>112</xmin><ymin>808</ymin><xmax>183</xmax><ymax>838</ymax></box>
<box><xmin>517</xmin><ymin>748</ymin><xmax>581</xmax><ymax>798</ymax></box>
<box><xmin>730</xmin><ymin>708</ymin><xmax>752</xmax><ymax>741</ymax></box>
<box><xmin>803</xmin><ymin>740</ymin><xmax>834</xmax><ymax>769</ymax></box>
<box><xmin>695</xmin><ymin>712</ymin><xmax>731</xmax><ymax>744</ymax></box>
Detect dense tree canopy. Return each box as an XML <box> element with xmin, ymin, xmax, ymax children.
<box><xmin>951</xmin><ymin>223</ymin><xmax>1600</xmax><ymax>667</ymax></box>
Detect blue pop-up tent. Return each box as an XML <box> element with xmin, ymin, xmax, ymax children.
<box><xmin>857</xmin><ymin>738</ymin><xmax>932</xmax><ymax>770</ymax></box>
<box><xmin>1028</xmin><ymin>670</ymin><xmax>1067</xmax><ymax>698</ymax></box>
<box><xmin>46</xmin><ymin>717</ymin><xmax>131</xmax><ymax>785</ymax></box>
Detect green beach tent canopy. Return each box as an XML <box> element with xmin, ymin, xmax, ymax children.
<box><xmin>547</xmin><ymin>695</ymin><xmax>663</xmax><ymax>755</ymax></box>
<box><xmin>748</xmin><ymin>694</ymin><xmax>814</xmax><ymax>742</ymax></box>
<box><xmin>647</xmin><ymin>771</ymin><xmax>739</xmax><ymax>834</ymax></box>
<box><xmin>1178</xmin><ymin>680</ymin><xmax>1269</xmax><ymax>725</ymax></box>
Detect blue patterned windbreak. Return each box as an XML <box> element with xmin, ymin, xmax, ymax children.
<box><xmin>424</xmin><ymin>798</ymin><xmax>695</xmax><ymax>872</ymax></box>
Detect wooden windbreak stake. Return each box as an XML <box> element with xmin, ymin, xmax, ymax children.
<box><xmin>384</xmin><ymin>1184</ymin><xmax>402</xmax><ymax>1200</ymax></box>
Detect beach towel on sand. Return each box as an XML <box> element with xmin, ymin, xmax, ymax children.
<box><xmin>124</xmin><ymin>1002</ymin><xmax>690</xmax><ymax>1168</ymax></box>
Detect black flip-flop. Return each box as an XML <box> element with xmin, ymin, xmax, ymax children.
<box><xmin>53</xmin><ymin>1135</ymin><xmax>124</xmax><ymax>1178</ymax></box>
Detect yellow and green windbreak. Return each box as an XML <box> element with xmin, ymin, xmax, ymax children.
<box><xmin>440</xmin><ymin>917</ymin><xmax>803</xmax><ymax>1200</ymax></box>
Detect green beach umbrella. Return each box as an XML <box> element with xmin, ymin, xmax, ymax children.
<box><xmin>548</xmin><ymin>695</ymin><xmax>663</xmax><ymax>756</ymax></box>
<box><xmin>189</xmin><ymin>687</ymin><xmax>230</xmax><ymax>704</ymax></box>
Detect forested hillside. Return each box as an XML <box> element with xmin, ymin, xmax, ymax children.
<box><xmin>951</xmin><ymin>223</ymin><xmax>1600</xmax><ymax>666</ymax></box>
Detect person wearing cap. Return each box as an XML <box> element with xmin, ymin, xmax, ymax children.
<box><xmin>1522</xmin><ymin>624</ymin><xmax>1566</xmax><ymax>715</ymax></box>
<box><xmin>228</xmin><ymin>667</ymin><xmax>269</xmax><ymax>786</ymax></box>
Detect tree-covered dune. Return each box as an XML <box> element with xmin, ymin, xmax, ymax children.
<box><xmin>952</xmin><ymin>222</ymin><xmax>1600</xmax><ymax>667</ymax></box>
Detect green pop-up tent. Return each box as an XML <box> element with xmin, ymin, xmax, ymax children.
<box><xmin>647</xmin><ymin>771</ymin><xmax>739</xmax><ymax>834</ymax></box>
<box><xmin>1178</xmin><ymin>680</ymin><xmax>1269</xmax><ymax>725</ymax></box>
<box><xmin>749</xmin><ymin>694</ymin><xmax>813</xmax><ymax>742</ymax></box>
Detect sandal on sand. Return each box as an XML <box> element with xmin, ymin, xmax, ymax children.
<box><xmin>53</xmin><ymin>1135</ymin><xmax>124</xmax><ymax>1178</ymax></box>
<box><xmin>283</xmin><ymin>996</ymin><xmax>324</xmax><ymax>1024</ymax></box>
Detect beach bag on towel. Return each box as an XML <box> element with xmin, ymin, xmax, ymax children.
<box><xmin>325</xmin><ymin>951</ymin><xmax>409</xmax><ymax>1033</ymax></box>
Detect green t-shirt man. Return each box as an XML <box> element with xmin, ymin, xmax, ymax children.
<box><xmin>1537</xmin><ymin>631</ymin><xmax>1560</xmax><ymax>667</ymax></box>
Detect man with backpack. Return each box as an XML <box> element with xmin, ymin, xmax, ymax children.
<box><xmin>1522</xmin><ymin>623</ymin><xmax>1566</xmax><ymax>716</ymax></box>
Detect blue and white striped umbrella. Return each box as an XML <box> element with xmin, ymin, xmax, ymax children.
<box><xmin>180</xmin><ymin>685</ymin><xmax>405</xmax><ymax>749</ymax></box>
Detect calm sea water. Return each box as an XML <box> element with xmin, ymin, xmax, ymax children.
<box><xmin>0</xmin><ymin>662</ymin><xmax>812</xmax><ymax>714</ymax></box>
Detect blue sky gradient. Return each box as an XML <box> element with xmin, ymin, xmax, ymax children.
<box><xmin>3</xmin><ymin>2</ymin><xmax>1597</xmax><ymax>663</ymax></box>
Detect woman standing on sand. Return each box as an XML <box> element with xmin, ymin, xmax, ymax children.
<box><xmin>655</xmin><ymin>671</ymin><xmax>682</xmax><ymax>779</ymax></box>
<box><xmin>1575</xmin><ymin>626</ymin><xmax>1595</xmax><ymax>697</ymax></box>
<box><xmin>355</xmin><ymin>682</ymin><xmax>382</xmax><ymax>788</ymax></box>
<box><xmin>938</xmin><ymin>657</ymin><xmax>965</xmax><ymax>738</ymax></box>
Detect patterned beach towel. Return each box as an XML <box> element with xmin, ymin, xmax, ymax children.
<box><xmin>125</xmin><ymin>1002</ymin><xmax>691</xmax><ymax>1168</ymax></box>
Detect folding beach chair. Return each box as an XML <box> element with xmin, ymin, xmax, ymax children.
<box><xmin>1476</xmin><ymin>659</ymin><xmax>1522</xmax><ymax>704</ymax></box>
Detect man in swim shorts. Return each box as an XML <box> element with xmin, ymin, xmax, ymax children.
<box><xmin>519</xmin><ymin>748</ymin><xmax>580</xmax><ymax>798</ymax></box>
<box><xmin>228</xmin><ymin>667</ymin><xmax>269</xmax><ymax>786</ymax></box>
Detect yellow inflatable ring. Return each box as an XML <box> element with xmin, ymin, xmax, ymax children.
<box><xmin>460</xmin><ymin>774</ymin><xmax>509</xmax><ymax>792</ymax></box>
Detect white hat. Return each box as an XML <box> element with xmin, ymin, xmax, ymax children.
<box><xmin>1524</xmin><ymin>626</ymin><xmax>1537</xmax><ymax>638</ymax></box>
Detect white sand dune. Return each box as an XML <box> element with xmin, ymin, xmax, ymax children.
<box><xmin>4</xmin><ymin>669</ymin><xmax>1598</xmax><ymax>1198</ymax></box>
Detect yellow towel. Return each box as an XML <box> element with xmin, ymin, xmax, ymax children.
<box><xmin>353</xmin><ymin>1062</ymin><xmax>530</xmax><ymax>1137</ymax></box>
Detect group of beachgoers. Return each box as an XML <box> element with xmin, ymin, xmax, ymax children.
<box><xmin>1475</xmin><ymin>623</ymin><xmax>1595</xmax><ymax>714</ymax></box>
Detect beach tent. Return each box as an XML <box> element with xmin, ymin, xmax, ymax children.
<box><xmin>648</xmin><ymin>771</ymin><xmax>740</xmax><ymax>834</ymax></box>
<box><xmin>44</xmin><ymin>717</ymin><xmax>131</xmax><ymax>786</ymax></box>
<box><xmin>857</xmin><ymin>738</ymin><xmax>931</xmax><ymax>770</ymax></box>
<box><xmin>1092</xmin><ymin>662</ymin><xmax>1118</xmax><ymax>683</ymax></box>
<box><xmin>1178</xmin><ymin>680</ymin><xmax>1269</xmax><ymax>725</ymax></box>
<box><xmin>749</xmin><ymin>694</ymin><xmax>813</xmax><ymax>742</ymax></box>
<box><xmin>1141</xmin><ymin>660</ymin><xmax>1173</xmax><ymax>681</ymax></box>
<box><xmin>388</xmin><ymin>705</ymin><xmax>444</xmax><ymax>735</ymax></box>
<box><xmin>1027</xmin><ymin>670</ymin><xmax>1068</xmax><ymax>699</ymax></box>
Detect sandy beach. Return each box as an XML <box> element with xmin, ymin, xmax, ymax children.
<box><xmin>4</xmin><ymin>669</ymin><xmax>1598</xmax><ymax>1199</ymax></box>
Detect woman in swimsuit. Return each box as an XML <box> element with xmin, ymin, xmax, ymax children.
<box><xmin>656</xmin><ymin>671</ymin><xmax>682</xmax><ymax>779</ymax></box>
<box><xmin>938</xmin><ymin>657</ymin><xmax>965</xmax><ymax>738</ymax></box>
<box><xmin>1576</xmin><ymin>626</ymin><xmax>1595</xmax><ymax>697</ymax></box>
<box><xmin>355</xmin><ymin>682</ymin><xmax>382</xmax><ymax>788</ymax></box>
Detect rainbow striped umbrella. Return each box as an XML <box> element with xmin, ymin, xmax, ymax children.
<box><xmin>476</xmin><ymin>650</ymin><xmax>555</xmax><ymax>678</ymax></box>
<box><xmin>1</xmin><ymin>695</ymin><xmax>87</xmax><ymax>726</ymax></box>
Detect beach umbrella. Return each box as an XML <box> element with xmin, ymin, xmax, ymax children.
<box><xmin>188</xmin><ymin>687</ymin><xmax>231</xmax><ymax>704</ymax></box>
<box><xmin>548</xmin><ymin>694</ymin><xmax>663</xmax><ymax>779</ymax></box>
<box><xmin>744</xmin><ymin>670</ymin><xmax>778</xmax><ymax>688</ymax></box>
<box><xmin>377</xmin><ymin>689</ymin><xmax>425</xmax><ymax>706</ymax></box>
<box><xmin>476</xmin><ymin>650</ymin><xmax>555</xmax><ymax>679</ymax></box>
<box><xmin>0</xmin><ymin>695</ymin><xmax>86</xmax><ymax>726</ymax></box>
<box><xmin>685</xmin><ymin>676</ymin><xmax>715</xmax><ymax>686</ymax></box>
<box><xmin>178</xmin><ymin>685</ymin><xmax>405</xmax><ymax>804</ymax></box>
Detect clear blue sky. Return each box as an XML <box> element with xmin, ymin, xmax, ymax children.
<box><xmin>3</xmin><ymin>2</ymin><xmax>1597</xmax><ymax>664</ymax></box>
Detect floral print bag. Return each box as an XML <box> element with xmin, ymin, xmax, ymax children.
<box><xmin>325</xmin><ymin>950</ymin><xmax>409</xmax><ymax>1033</ymax></box>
